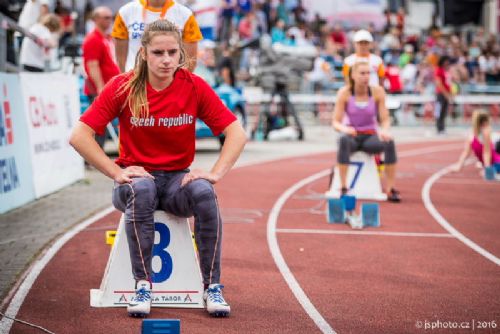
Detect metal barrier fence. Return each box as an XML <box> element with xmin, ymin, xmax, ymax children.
<box><xmin>0</xmin><ymin>13</ymin><xmax>41</xmax><ymax>72</ymax></box>
<box><xmin>243</xmin><ymin>87</ymin><xmax>500</xmax><ymax>129</ymax></box>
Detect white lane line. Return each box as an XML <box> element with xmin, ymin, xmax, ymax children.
<box><xmin>267</xmin><ymin>142</ymin><xmax>462</xmax><ymax>334</ymax></box>
<box><xmin>267</xmin><ymin>169</ymin><xmax>336</xmax><ymax>334</ymax></box>
<box><xmin>0</xmin><ymin>206</ymin><xmax>116</xmax><ymax>333</ymax></box>
<box><xmin>395</xmin><ymin>143</ymin><xmax>461</xmax><ymax>158</ymax></box>
<box><xmin>276</xmin><ymin>229</ymin><xmax>454</xmax><ymax>238</ymax></box>
<box><xmin>436</xmin><ymin>178</ymin><xmax>498</xmax><ymax>186</ymax></box>
<box><xmin>422</xmin><ymin>164</ymin><xmax>500</xmax><ymax>266</ymax></box>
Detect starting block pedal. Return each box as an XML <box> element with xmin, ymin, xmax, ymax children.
<box><xmin>142</xmin><ymin>319</ymin><xmax>180</xmax><ymax>334</ymax></box>
<box><xmin>485</xmin><ymin>166</ymin><xmax>496</xmax><ymax>181</ymax></box>
<box><xmin>105</xmin><ymin>230</ymin><xmax>117</xmax><ymax>246</ymax></box>
<box><xmin>327</xmin><ymin>198</ymin><xmax>345</xmax><ymax>223</ymax></box>
<box><xmin>327</xmin><ymin>195</ymin><xmax>357</xmax><ymax>224</ymax></box>
<box><xmin>361</xmin><ymin>203</ymin><xmax>380</xmax><ymax>227</ymax></box>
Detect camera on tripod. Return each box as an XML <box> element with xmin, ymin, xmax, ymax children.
<box><xmin>248</xmin><ymin>35</ymin><xmax>317</xmax><ymax>140</ymax></box>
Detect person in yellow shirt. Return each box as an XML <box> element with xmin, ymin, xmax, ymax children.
<box><xmin>112</xmin><ymin>0</ymin><xmax>203</xmax><ymax>72</ymax></box>
<box><xmin>343</xmin><ymin>29</ymin><xmax>385</xmax><ymax>87</ymax></box>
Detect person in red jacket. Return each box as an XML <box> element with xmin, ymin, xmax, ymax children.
<box><xmin>385</xmin><ymin>58</ymin><xmax>402</xmax><ymax>94</ymax></box>
<box><xmin>70</xmin><ymin>19</ymin><xmax>247</xmax><ymax>318</ymax></box>
<box><xmin>435</xmin><ymin>55</ymin><xmax>453</xmax><ymax>134</ymax></box>
<box><xmin>82</xmin><ymin>6</ymin><xmax>120</xmax><ymax>148</ymax></box>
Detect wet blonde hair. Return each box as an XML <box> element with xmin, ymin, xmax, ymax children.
<box><xmin>120</xmin><ymin>19</ymin><xmax>188</xmax><ymax>118</ymax></box>
<box><xmin>471</xmin><ymin>110</ymin><xmax>490</xmax><ymax>136</ymax></box>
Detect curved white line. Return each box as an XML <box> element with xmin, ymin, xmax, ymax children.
<box><xmin>267</xmin><ymin>169</ymin><xmax>336</xmax><ymax>334</ymax></box>
<box><xmin>266</xmin><ymin>143</ymin><xmax>464</xmax><ymax>333</ymax></box>
<box><xmin>0</xmin><ymin>206</ymin><xmax>116</xmax><ymax>333</ymax></box>
<box><xmin>422</xmin><ymin>164</ymin><xmax>500</xmax><ymax>266</ymax></box>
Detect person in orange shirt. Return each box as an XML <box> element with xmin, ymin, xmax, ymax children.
<box><xmin>343</xmin><ymin>29</ymin><xmax>385</xmax><ymax>87</ymax></box>
<box><xmin>112</xmin><ymin>0</ymin><xmax>203</xmax><ymax>72</ymax></box>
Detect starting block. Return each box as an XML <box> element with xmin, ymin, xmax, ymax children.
<box><xmin>361</xmin><ymin>203</ymin><xmax>380</xmax><ymax>227</ymax></box>
<box><xmin>326</xmin><ymin>151</ymin><xmax>387</xmax><ymax>201</ymax></box>
<box><xmin>485</xmin><ymin>166</ymin><xmax>496</xmax><ymax>180</ymax></box>
<box><xmin>142</xmin><ymin>319</ymin><xmax>180</xmax><ymax>334</ymax></box>
<box><xmin>327</xmin><ymin>198</ymin><xmax>345</xmax><ymax>223</ymax></box>
<box><xmin>327</xmin><ymin>195</ymin><xmax>356</xmax><ymax>223</ymax></box>
<box><xmin>90</xmin><ymin>211</ymin><xmax>204</xmax><ymax>308</ymax></box>
<box><xmin>327</xmin><ymin>196</ymin><xmax>380</xmax><ymax>228</ymax></box>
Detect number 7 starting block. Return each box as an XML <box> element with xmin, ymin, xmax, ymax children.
<box><xmin>90</xmin><ymin>211</ymin><xmax>204</xmax><ymax>308</ymax></box>
<box><xmin>326</xmin><ymin>151</ymin><xmax>387</xmax><ymax>201</ymax></box>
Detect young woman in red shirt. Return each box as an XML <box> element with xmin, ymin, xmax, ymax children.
<box><xmin>70</xmin><ymin>19</ymin><xmax>246</xmax><ymax>318</ymax></box>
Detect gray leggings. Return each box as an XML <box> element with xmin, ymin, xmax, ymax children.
<box><xmin>337</xmin><ymin>134</ymin><xmax>397</xmax><ymax>164</ymax></box>
<box><xmin>112</xmin><ymin>170</ymin><xmax>222</xmax><ymax>285</ymax></box>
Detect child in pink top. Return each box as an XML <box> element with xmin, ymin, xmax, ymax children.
<box><xmin>453</xmin><ymin>110</ymin><xmax>500</xmax><ymax>172</ymax></box>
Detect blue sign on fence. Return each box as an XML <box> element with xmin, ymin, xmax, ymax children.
<box><xmin>0</xmin><ymin>73</ymin><xmax>35</xmax><ymax>214</ymax></box>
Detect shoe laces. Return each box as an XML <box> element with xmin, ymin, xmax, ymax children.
<box><xmin>135</xmin><ymin>287</ymin><xmax>151</xmax><ymax>302</ymax></box>
<box><xmin>207</xmin><ymin>284</ymin><xmax>225</xmax><ymax>303</ymax></box>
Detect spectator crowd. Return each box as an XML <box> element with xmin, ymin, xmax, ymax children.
<box><xmin>1</xmin><ymin>0</ymin><xmax>500</xmax><ymax>94</ymax></box>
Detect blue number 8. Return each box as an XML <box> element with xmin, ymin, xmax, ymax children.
<box><xmin>151</xmin><ymin>222</ymin><xmax>173</xmax><ymax>283</ymax></box>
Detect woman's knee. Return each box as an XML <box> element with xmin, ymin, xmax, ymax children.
<box><xmin>338</xmin><ymin>135</ymin><xmax>353</xmax><ymax>164</ymax></box>
<box><xmin>128</xmin><ymin>177</ymin><xmax>157</xmax><ymax>211</ymax></box>
<box><xmin>338</xmin><ymin>135</ymin><xmax>352</xmax><ymax>149</ymax></box>
<box><xmin>186</xmin><ymin>179</ymin><xmax>216</xmax><ymax>203</ymax></box>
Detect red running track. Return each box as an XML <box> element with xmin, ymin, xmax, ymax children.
<box><xmin>2</xmin><ymin>140</ymin><xmax>500</xmax><ymax>334</ymax></box>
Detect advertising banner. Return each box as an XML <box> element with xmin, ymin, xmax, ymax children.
<box><xmin>19</xmin><ymin>73</ymin><xmax>84</xmax><ymax>198</ymax></box>
<box><xmin>303</xmin><ymin>0</ymin><xmax>386</xmax><ymax>28</ymax></box>
<box><xmin>0</xmin><ymin>73</ymin><xmax>35</xmax><ymax>214</ymax></box>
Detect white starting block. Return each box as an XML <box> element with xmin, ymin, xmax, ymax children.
<box><xmin>90</xmin><ymin>211</ymin><xmax>204</xmax><ymax>308</ymax></box>
<box><xmin>326</xmin><ymin>151</ymin><xmax>387</xmax><ymax>201</ymax></box>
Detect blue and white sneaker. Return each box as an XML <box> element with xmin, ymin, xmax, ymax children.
<box><xmin>204</xmin><ymin>284</ymin><xmax>230</xmax><ymax>317</ymax></box>
<box><xmin>127</xmin><ymin>280</ymin><xmax>152</xmax><ymax>317</ymax></box>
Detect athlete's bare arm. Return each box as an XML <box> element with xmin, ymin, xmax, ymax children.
<box><xmin>184</xmin><ymin>42</ymin><xmax>198</xmax><ymax>72</ymax></box>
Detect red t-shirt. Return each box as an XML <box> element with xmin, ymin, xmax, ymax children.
<box><xmin>80</xmin><ymin>69</ymin><xmax>237</xmax><ymax>171</ymax></box>
<box><xmin>82</xmin><ymin>29</ymin><xmax>120</xmax><ymax>96</ymax></box>
<box><xmin>330</xmin><ymin>31</ymin><xmax>346</xmax><ymax>46</ymax></box>
<box><xmin>435</xmin><ymin>66</ymin><xmax>451</xmax><ymax>94</ymax></box>
<box><xmin>385</xmin><ymin>65</ymin><xmax>402</xmax><ymax>93</ymax></box>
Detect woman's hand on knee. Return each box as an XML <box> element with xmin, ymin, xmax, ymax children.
<box><xmin>344</xmin><ymin>126</ymin><xmax>357</xmax><ymax>136</ymax></box>
<box><xmin>181</xmin><ymin>169</ymin><xmax>219</xmax><ymax>187</ymax></box>
<box><xmin>378</xmin><ymin>129</ymin><xmax>393</xmax><ymax>142</ymax></box>
<box><xmin>114</xmin><ymin>166</ymin><xmax>154</xmax><ymax>184</ymax></box>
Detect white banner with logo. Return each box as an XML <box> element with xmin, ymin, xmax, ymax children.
<box><xmin>0</xmin><ymin>73</ymin><xmax>36</xmax><ymax>214</ymax></box>
<box><xmin>19</xmin><ymin>73</ymin><xmax>84</xmax><ymax>198</ymax></box>
<box><xmin>303</xmin><ymin>0</ymin><xmax>385</xmax><ymax>28</ymax></box>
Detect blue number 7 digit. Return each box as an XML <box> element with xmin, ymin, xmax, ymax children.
<box><xmin>151</xmin><ymin>222</ymin><xmax>173</xmax><ymax>283</ymax></box>
<box><xmin>349</xmin><ymin>161</ymin><xmax>364</xmax><ymax>189</ymax></box>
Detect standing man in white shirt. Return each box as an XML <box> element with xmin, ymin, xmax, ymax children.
<box><xmin>343</xmin><ymin>29</ymin><xmax>385</xmax><ymax>87</ymax></box>
<box><xmin>19</xmin><ymin>14</ymin><xmax>60</xmax><ymax>72</ymax></box>
<box><xmin>16</xmin><ymin>0</ymin><xmax>50</xmax><ymax>49</ymax></box>
<box><xmin>17</xmin><ymin>0</ymin><xmax>50</xmax><ymax>32</ymax></box>
<box><xmin>111</xmin><ymin>0</ymin><xmax>203</xmax><ymax>72</ymax></box>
